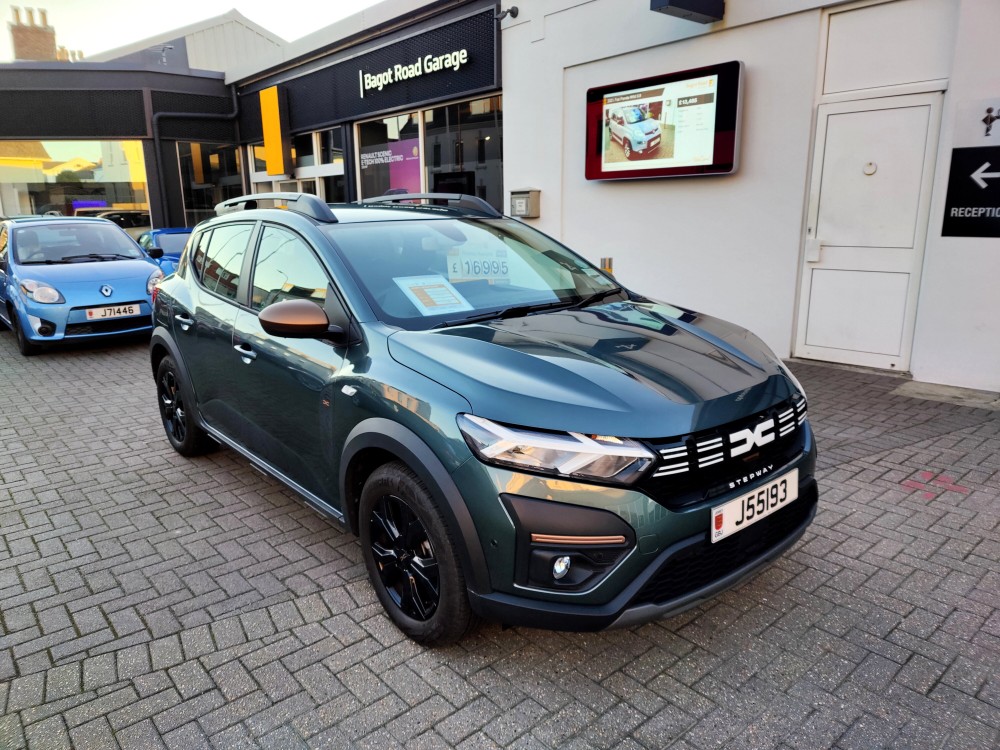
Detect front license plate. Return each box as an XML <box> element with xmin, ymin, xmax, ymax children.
<box><xmin>85</xmin><ymin>304</ymin><xmax>140</xmax><ymax>320</ymax></box>
<box><xmin>711</xmin><ymin>469</ymin><xmax>799</xmax><ymax>543</ymax></box>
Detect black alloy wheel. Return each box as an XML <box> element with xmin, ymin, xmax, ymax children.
<box><xmin>369</xmin><ymin>493</ymin><xmax>440</xmax><ymax>621</ymax></box>
<box><xmin>155</xmin><ymin>355</ymin><xmax>213</xmax><ymax>456</ymax></box>
<box><xmin>359</xmin><ymin>462</ymin><xmax>477</xmax><ymax>644</ymax></box>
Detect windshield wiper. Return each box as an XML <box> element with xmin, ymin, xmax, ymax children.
<box><xmin>61</xmin><ymin>253</ymin><xmax>137</xmax><ymax>262</ymax></box>
<box><xmin>570</xmin><ymin>286</ymin><xmax>625</xmax><ymax>309</ymax></box>
<box><xmin>432</xmin><ymin>299</ymin><xmax>575</xmax><ymax>329</ymax></box>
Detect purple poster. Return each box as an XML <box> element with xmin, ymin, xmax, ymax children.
<box><xmin>359</xmin><ymin>137</ymin><xmax>422</xmax><ymax>193</ymax></box>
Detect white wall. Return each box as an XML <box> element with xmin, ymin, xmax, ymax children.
<box><xmin>911</xmin><ymin>0</ymin><xmax>1000</xmax><ymax>392</ymax></box>
<box><xmin>503</xmin><ymin>0</ymin><xmax>822</xmax><ymax>355</ymax></box>
<box><xmin>503</xmin><ymin>0</ymin><xmax>1000</xmax><ymax>392</ymax></box>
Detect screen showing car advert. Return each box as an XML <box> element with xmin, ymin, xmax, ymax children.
<box><xmin>585</xmin><ymin>61</ymin><xmax>743</xmax><ymax>180</ymax></box>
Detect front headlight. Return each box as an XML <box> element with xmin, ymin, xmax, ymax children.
<box><xmin>147</xmin><ymin>268</ymin><xmax>165</xmax><ymax>295</ymax></box>
<box><xmin>20</xmin><ymin>279</ymin><xmax>64</xmax><ymax>304</ymax></box>
<box><xmin>777</xmin><ymin>361</ymin><xmax>807</xmax><ymax>400</ymax></box>
<box><xmin>457</xmin><ymin>414</ymin><xmax>654</xmax><ymax>484</ymax></box>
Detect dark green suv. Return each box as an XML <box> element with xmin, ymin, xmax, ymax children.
<box><xmin>150</xmin><ymin>193</ymin><xmax>817</xmax><ymax>644</ymax></box>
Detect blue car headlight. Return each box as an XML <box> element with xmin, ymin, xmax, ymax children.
<box><xmin>147</xmin><ymin>268</ymin><xmax>165</xmax><ymax>295</ymax></box>
<box><xmin>458</xmin><ymin>414</ymin><xmax>654</xmax><ymax>484</ymax></box>
<box><xmin>20</xmin><ymin>279</ymin><xmax>64</xmax><ymax>304</ymax></box>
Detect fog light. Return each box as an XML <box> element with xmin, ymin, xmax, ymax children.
<box><xmin>552</xmin><ymin>556</ymin><xmax>571</xmax><ymax>580</ymax></box>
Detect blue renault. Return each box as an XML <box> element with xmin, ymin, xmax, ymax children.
<box><xmin>0</xmin><ymin>216</ymin><xmax>164</xmax><ymax>355</ymax></box>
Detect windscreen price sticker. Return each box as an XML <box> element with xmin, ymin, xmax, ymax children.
<box><xmin>394</xmin><ymin>275</ymin><xmax>473</xmax><ymax>316</ymax></box>
<box><xmin>447</xmin><ymin>248</ymin><xmax>510</xmax><ymax>282</ymax></box>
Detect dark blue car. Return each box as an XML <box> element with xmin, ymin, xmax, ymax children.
<box><xmin>0</xmin><ymin>217</ymin><xmax>164</xmax><ymax>355</ymax></box>
<box><xmin>137</xmin><ymin>227</ymin><xmax>193</xmax><ymax>276</ymax></box>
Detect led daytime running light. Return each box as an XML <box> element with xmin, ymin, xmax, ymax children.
<box><xmin>457</xmin><ymin>414</ymin><xmax>653</xmax><ymax>483</ymax></box>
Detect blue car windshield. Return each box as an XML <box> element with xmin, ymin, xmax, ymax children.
<box><xmin>325</xmin><ymin>217</ymin><xmax>620</xmax><ymax>330</ymax></box>
<box><xmin>154</xmin><ymin>233</ymin><xmax>191</xmax><ymax>255</ymax></box>
<box><xmin>623</xmin><ymin>108</ymin><xmax>645</xmax><ymax>124</ymax></box>
<box><xmin>14</xmin><ymin>223</ymin><xmax>143</xmax><ymax>264</ymax></box>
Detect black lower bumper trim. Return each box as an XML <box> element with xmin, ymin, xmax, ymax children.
<box><xmin>468</xmin><ymin>478</ymin><xmax>818</xmax><ymax>631</ymax></box>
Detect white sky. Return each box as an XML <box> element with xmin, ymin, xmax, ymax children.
<box><xmin>1</xmin><ymin>0</ymin><xmax>384</xmax><ymax>61</ymax></box>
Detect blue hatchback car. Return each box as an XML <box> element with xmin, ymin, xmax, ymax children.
<box><xmin>0</xmin><ymin>217</ymin><xmax>164</xmax><ymax>355</ymax></box>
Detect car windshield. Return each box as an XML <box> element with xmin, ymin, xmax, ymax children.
<box><xmin>13</xmin><ymin>223</ymin><xmax>143</xmax><ymax>264</ymax></box>
<box><xmin>325</xmin><ymin>217</ymin><xmax>621</xmax><ymax>330</ymax></box>
<box><xmin>155</xmin><ymin>233</ymin><xmax>191</xmax><ymax>254</ymax></box>
<box><xmin>623</xmin><ymin>107</ymin><xmax>645</xmax><ymax>124</ymax></box>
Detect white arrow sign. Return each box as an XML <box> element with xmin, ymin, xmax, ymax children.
<box><xmin>971</xmin><ymin>162</ymin><xmax>1000</xmax><ymax>189</ymax></box>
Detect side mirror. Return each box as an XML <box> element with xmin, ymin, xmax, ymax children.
<box><xmin>259</xmin><ymin>298</ymin><xmax>347</xmax><ymax>343</ymax></box>
<box><xmin>148</xmin><ymin>247</ymin><xmax>164</xmax><ymax>259</ymax></box>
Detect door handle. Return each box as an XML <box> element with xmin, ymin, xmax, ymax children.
<box><xmin>234</xmin><ymin>343</ymin><xmax>257</xmax><ymax>363</ymax></box>
<box><xmin>805</xmin><ymin>238</ymin><xmax>823</xmax><ymax>263</ymax></box>
<box><xmin>174</xmin><ymin>313</ymin><xmax>194</xmax><ymax>331</ymax></box>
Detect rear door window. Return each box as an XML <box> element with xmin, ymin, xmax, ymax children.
<box><xmin>197</xmin><ymin>223</ymin><xmax>253</xmax><ymax>301</ymax></box>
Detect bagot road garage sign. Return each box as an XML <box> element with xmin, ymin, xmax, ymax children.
<box><xmin>360</xmin><ymin>49</ymin><xmax>470</xmax><ymax>98</ymax></box>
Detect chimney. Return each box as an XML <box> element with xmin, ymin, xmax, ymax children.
<box><xmin>10</xmin><ymin>6</ymin><xmax>58</xmax><ymax>61</ymax></box>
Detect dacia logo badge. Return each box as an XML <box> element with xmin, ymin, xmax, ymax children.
<box><xmin>729</xmin><ymin>418</ymin><xmax>776</xmax><ymax>457</ymax></box>
<box><xmin>100</xmin><ymin>285</ymin><xmax>113</xmax><ymax>298</ymax></box>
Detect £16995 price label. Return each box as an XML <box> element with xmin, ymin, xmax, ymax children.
<box><xmin>447</xmin><ymin>247</ymin><xmax>509</xmax><ymax>282</ymax></box>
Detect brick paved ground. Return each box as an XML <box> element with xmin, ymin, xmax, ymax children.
<box><xmin>0</xmin><ymin>336</ymin><xmax>997</xmax><ymax>750</ymax></box>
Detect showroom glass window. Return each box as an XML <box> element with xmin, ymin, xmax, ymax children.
<box><xmin>319</xmin><ymin>128</ymin><xmax>347</xmax><ymax>203</ymax></box>
<box><xmin>248</xmin><ymin>127</ymin><xmax>347</xmax><ymax>203</ymax></box>
<box><xmin>251</xmin><ymin>225</ymin><xmax>329</xmax><ymax>311</ymax></box>
<box><xmin>423</xmin><ymin>96</ymin><xmax>503</xmax><ymax>211</ymax></box>
<box><xmin>0</xmin><ymin>140</ymin><xmax>149</xmax><ymax>219</ymax></box>
<box><xmin>177</xmin><ymin>143</ymin><xmax>243</xmax><ymax>226</ymax></box>
<box><xmin>357</xmin><ymin>113</ymin><xmax>421</xmax><ymax>199</ymax></box>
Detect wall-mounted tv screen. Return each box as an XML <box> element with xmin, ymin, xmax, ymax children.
<box><xmin>585</xmin><ymin>60</ymin><xmax>743</xmax><ymax>180</ymax></box>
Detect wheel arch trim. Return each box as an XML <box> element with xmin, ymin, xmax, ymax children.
<box><xmin>340</xmin><ymin>418</ymin><xmax>490</xmax><ymax>594</ymax></box>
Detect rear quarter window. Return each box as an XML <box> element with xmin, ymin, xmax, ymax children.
<box><xmin>195</xmin><ymin>223</ymin><xmax>254</xmax><ymax>301</ymax></box>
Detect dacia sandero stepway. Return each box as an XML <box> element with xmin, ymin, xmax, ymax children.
<box><xmin>149</xmin><ymin>192</ymin><xmax>817</xmax><ymax>644</ymax></box>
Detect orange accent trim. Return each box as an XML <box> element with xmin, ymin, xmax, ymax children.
<box><xmin>259</xmin><ymin>86</ymin><xmax>288</xmax><ymax>176</ymax></box>
<box><xmin>530</xmin><ymin>534</ymin><xmax>626</xmax><ymax>546</ymax></box>
<box><xmin>190</xmin><ymin>143</ymin><xmax>204</xmax><ymax>185</ymax></box>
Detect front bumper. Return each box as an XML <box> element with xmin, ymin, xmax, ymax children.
<box><xmin>469</xmin><ymin>478</ymin><xmax>817</xmax><ymax>631</ymax></box>
<box><xmin>20</xmin><ymin>299</ymin><xmax>153</xmax><ymax>342</ymax></box>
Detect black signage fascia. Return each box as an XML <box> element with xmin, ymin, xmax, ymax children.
<box><xmin>942</xmin><ymin>146</ymin><xmax>1000</xmax><ymax>238</ymax></box>
<box><xmin>238</xmin><ymin>8</ymin><xmax>497</xmax><ymax>143</ymax></box>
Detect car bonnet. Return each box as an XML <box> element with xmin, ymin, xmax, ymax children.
<box><xmin>386</xmin><ymin>300</ymin><xmax>796</xmax><ymax>438</ymax></box>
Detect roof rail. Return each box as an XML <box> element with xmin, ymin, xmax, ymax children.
<box><xmin>215</xmin><ymin>193</ymin><xmax>338</xmax><ymax>223</ymax></box>
<box><xmin>360</xmin><ymin>193</ymin><xmax>503</xmax><ymax>218</ymax></box>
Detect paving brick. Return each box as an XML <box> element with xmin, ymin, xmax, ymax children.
<box><xmin>2</xmin><ymin>340</ymin><xmax>999</xmax><ymax>750</ymax></box>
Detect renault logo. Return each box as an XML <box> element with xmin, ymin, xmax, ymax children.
<box><xmin>729</xmin><ymin>418</ymin><xmax>775</xmax><ymax>457</ymax></box>
<box><xmin>100</xmin><ymin>285</ymin><xmax>113</xmax><ymax>298</ymax></box>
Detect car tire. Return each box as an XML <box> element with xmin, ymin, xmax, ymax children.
<box><xmin>10</xmin><ymin>308</ymin><xmax>40</xmax><ymax>356</ymax></box>
<box><xmin>623</xmin><ymin>139</ymin><xmax>633</xmax><ymax>159</ymax></box>
<box><xmin>155</xmin><ymin>355</ymin><xmax>214</xmax><ymax>456</ymax></box>
<box><xmin>360</xmin><ymin>461</ymin><xmax>478</xmax><ymax>645</ymax></box>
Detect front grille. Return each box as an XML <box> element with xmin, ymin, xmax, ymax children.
<box><xmin>630</xmin><ymin>488</ymin><xmax>817</xmax><ymax>607</ymax></box>
<box><xmin>638</xmin><ymin>397</ymin><xmax>808</xmax><ymax>510</ymax></box>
